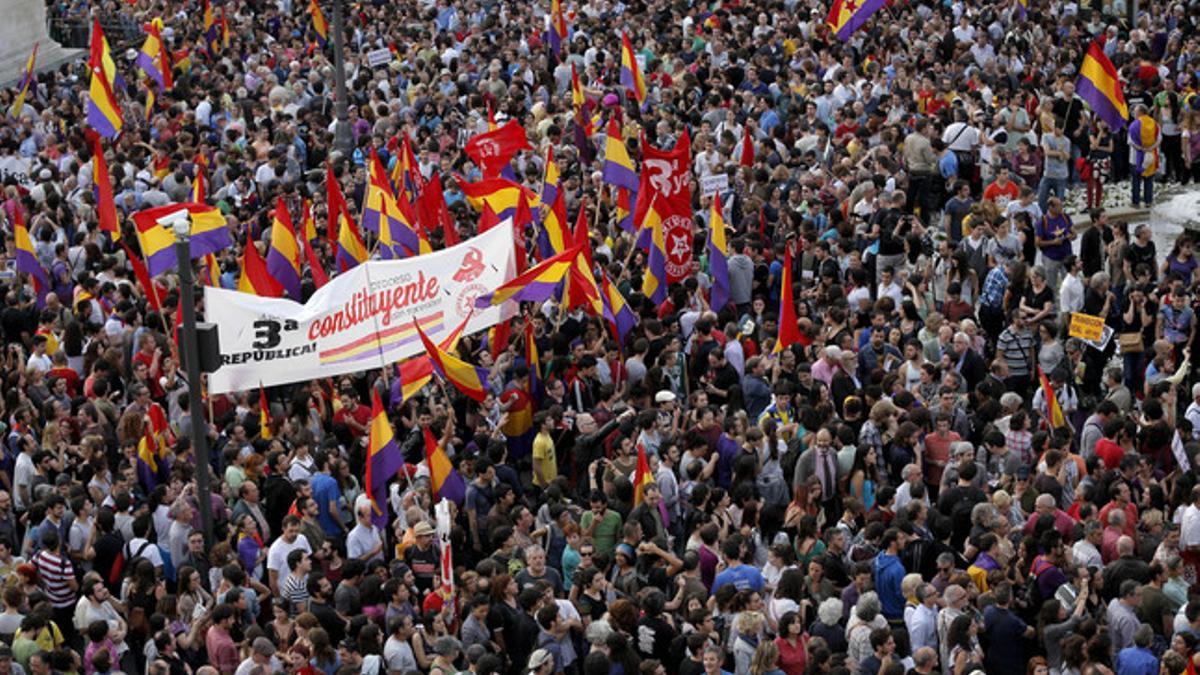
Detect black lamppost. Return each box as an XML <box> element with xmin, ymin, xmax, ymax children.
<box><xmin>162</xmin><ymin>211</ymin><xmax>215</xmax><ymax>546</ymax></box>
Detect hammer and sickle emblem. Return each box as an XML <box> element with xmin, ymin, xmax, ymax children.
<box><xmin>454</xmin><ymin>247</ymin><xmax>486</xmax><ymax>282</ymax></box>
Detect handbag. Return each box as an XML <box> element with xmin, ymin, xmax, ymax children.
<box><xmin>1118</xmin><ymin>332</ymin><xmax>1144</xmax><ymax>353</ymax></box>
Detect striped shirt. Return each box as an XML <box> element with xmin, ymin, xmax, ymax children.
<box><xmin>996</xmin><ymin>327</ymin><xmax>1035</xmax><ymax>378</ymax></box>
<box><xmin>32</xmin><ymin>550</ymin><xmax>74</xmax><ymax>608</ymax></box>
<box><xmin>281</xmin><ymin>573</ymin><xmax>309</xmax><ymax>616</ymax></box>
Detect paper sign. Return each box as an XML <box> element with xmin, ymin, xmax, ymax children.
<box><xmin>1082</xmin><ymin>325</ymin><xmax>1114</xmax><ymax>352</ymax></box>
<box><xmin>700</xmin><ymin>173</ymin><xmax>728</xmax><ymax>197</ymax></box>
<box><xmin>1068</xmin><ymin>312</ymin><xmax>1105</xmax><ymax>341</ymax></box>
<box><xmin>365</xmin><ymin>48</ymin><xmax>393</xmax><ymax>67</ymax></box>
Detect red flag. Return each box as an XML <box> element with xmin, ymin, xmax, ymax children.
<box><xmin>572</xmin><ymin>198</ymin><xmax>592</xmax><ymax>268</ymax></box>
<box><xmin>512</xmin><ymin>192</ymin><xmax>532</xmax><ymax>275</ymax></box>
<box><xmin>464</xmin><ymin>120</ymin><xmax>531</xmax><ymax>178</ymax></box>
<box><xmin>488</xmin><ymin>318</ymin><xmax>511</xmax><ymax>361</ymax></box>
<box><xmin>633</xmin><ymin>129</ymin><xmax>692</xmax><ymax>228</ymax></box>
<box><xmin>120</xmin><ymin>241</ymin><xmax>162</xmax><ymax>312</ymax></box>
<box><xmin>302</xmin><ymin>236</ymin><xmax>329</xmax><ymax>288</ymax></box>
<box><xmin>87</xmin><ymin>130</ymin><xmax>120</xmax><ymax>240</ymax></box>
<box><xmin>419</xmin><ymin>172</ymin><xmax>457</xmax><ymax>246</ymax></box>
<box><xmin>478</xmin><ymin>202</ymin><xmax>500</xmax><ymax>233</ymax></box>
<box><xmin>774</xmin><ymin>243</ymin><xmax>801</xmax><ymax>354</ymax></box>
<box><xmin>739</xmin><ymin>125</ymin><xmax>755</xmax><ymax>167</ymax></box>
<box><xmin>324</xmin><ymin>163</ymin><xmax>343</xmax><ymax>243</ymax></box>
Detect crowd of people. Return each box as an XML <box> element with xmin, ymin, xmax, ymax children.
<box><xmin>3</xmin><ymin>0</ymin><xmax>1200</xmax><ymax>674</ymax></box>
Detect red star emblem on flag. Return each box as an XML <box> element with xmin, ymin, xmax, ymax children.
<box><xmin>845</xmin><ymin>0</ymin><xmax>858</xmax><ymax>11</ymax></box>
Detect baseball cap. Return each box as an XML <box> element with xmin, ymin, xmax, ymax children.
<box><xmin>655</xmin><ymin>390</ymin><xmax>677</xmax><ymax>403</ymax></box>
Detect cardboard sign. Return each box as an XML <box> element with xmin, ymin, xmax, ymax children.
<box><xmin>1068</xmin><ymin>312</ymin><xmax>1105</xmax><ymax>342</ymax></box>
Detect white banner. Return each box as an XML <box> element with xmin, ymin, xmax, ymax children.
<box><xmin>205</xmin><ymin>223</ymin><xmax>516</xmax><ymax>394</ymax></box>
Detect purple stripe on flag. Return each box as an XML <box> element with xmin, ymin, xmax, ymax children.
<box><xmin>87</xmin><ymin>104</ymin><xmax>120</xmax><ymax>139</ymax></box>
<box><xmin>265</xmin><ymin>249</ymin><xmax>302</xmax><ymax>300</ymax></box>
<box><xmin>602</xmin><ymin>162</ymin><xmax>638</xmax><ymax>192</ymax></box>
<box><xmin>189</xmin><ymin>227</ymin><xmax>233</xmax><ymax>259</ymax></box>
<box><xmin>1076</xmin><ymin>76</ymin><xmax>1127</xmax><ymax>131</ymax></box>
<box><xmin>439</xmin><ymin>469</ymin><xmax>466</xmax><ymax>503</ymax></box>
<box><xmin>145</xmin><ymin>246</ymin><xmax>178</xmax><ymax>277</ymax></box>
<box><xmin>361</xmin><ymin>208</ymin><xmax>382</xmax><ymax>234</ymax></box>
<box><xmin>136</xmin><ymin>52</ymin><xmax>165</xmax><ymax>91</ymax></box>
<box><xmin>834</xmin><ymin>0</ymin><xmax>887</xmax><ymax>40</ymax></box>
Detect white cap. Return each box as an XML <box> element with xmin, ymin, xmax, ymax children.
<box><xmin>655</xmin><ymin>390</ymin><xmax>676</xmax><ymax>403</ymax></box>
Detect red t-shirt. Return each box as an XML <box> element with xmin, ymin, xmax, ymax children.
<box><xmin>984</xmin><ymin>180</ymin><xmax>1020</xmax><ymax>207</ymax></box>
<box><xmin>1094</xmin><ymin>437</ymin><xmax>1124</xmax><ymax>470</ymax></box>
<box><xmin>333</xmin><ymin>404</ymin><xmax>372</xmax><ymax>439</ymax></box>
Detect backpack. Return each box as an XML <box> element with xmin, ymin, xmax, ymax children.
<box><xmin>1025</xmin><ymin>556</ymin><xmax>1055</xmax><ymax>607</ymax></box>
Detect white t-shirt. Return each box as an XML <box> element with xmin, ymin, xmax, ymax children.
<box><xmin>1181</xmin><ymin>504</ymin><xmax>1200</xmax><ymax>548</ymax></box>
<box><xmin>266</xmin><ymin>535</ymin><xmax>312</xmax><ymax>579</ymax></box>
<box><xmin>12</xmin><ymin>454</ymin><xmax>34</xmax><ymax>511</ymax></box>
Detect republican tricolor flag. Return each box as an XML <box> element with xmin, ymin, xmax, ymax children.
<box><xmin>619</xmin><ymin>32</ymin><xmax>646</xmax><ymax>107</ymax></box>
<box><xmin>774</xmin><ymin>243</ymin><xmax>801</xmax><ymax>354</ymax></box>
<box><xmin>86</xmin><ymin>130</ymin><xmax>120</xmax><ymax>241</ymax></box>
<box><xmin>8</xmin><ymin>43</ymin><xmax>37</xmax><ymax>119</ymax></box>
<box><xmin>86</xmin><ymin>19</ymin><xmax>123</xmax><ymax>138</ymax></box>
<box><xmin>826</xmin><ymin>0</ymin><xmax>887</xmax><ymax>41</ymax></box>
<box><xmin>1037</xmin><ymin>366</ymin><xmax>1067</xmax><ymax>429</ymax></box>
<box><xmin>632</xmin><ymin>439</ymin><xmax>655</xmax><ymax>505</ymax></box>
<box><xmin>415</xmin><ymin>320</ymin><xmax>492</xmax><ymax>402</ymax></box>
<box><xmin>136</xmin><ymin>18</ymin><xmax>173</xmax><ymax>92</ymax></box>
<box><xmin>425</xmin><ymin>427</ymin><xmax>466</xmax><ymax>504</ymax></box>
<box><xmin>265</xmin><ymin>197</ymin><xmax>303</xmax><ymax>300</ymax></box>
<box><xmin>364</xmin><ymin>389</ymin><xmax>406</xmax><ymax>528</ymax></box>
<box><xmin>310</xmin><ymin>0</ymin><xmax>328</xmax><ymax>47</ymax></box>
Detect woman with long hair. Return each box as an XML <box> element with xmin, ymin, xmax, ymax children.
<box><xmin>267</xmin><ymin>598</ymin><xmax>294</xmax><ymax>647</ymax></box>
<box><xmin>794</xmin><ymin>515</ymin><xmax>826</xmax><ymax>569</ymax></box>
<box><xmin>848</xmin><ymin>444</ymin><xmax>880</xmax><ymax>512</ymax></box>
<box><xmin>234</xmin><ymin>513</ymin><xmax>267</xmax><ymax>581</ymax></box>
<box><xmin>1038</xmin><ymin>592</ymin><xmax>1087</xmax><ymax>673</ymax></box>
<box><xmin>308</xmin><ymin>627</ymin><xmax>339</xmax><ymax>675</ymax></box>
<box><xmin>487</xmin><ymin>574</ymin><xmax>519</xmax><ymax>653</ymax></box>
<box><xmin>773</xmin><ymin>611</ymin><xmax>807</xmax><ymax>675</ymax></box>
<box><xmin>1164</xmin><ymin>235</ymin><xmax>1199</xmax><ymax>286</ymax></box>
<box><xmin>123</xmin><ymin>559</ymin><xmax>162</xmax><ymax>649</ymax></box>
<box><xmin>174</xmin><ymin>565</ymin><xmax>212</xmax><ymax>625</ymax></box>
<box><xmin>411</xmin><ymin>609</ymin><xmax>450</xmax><ymax>670</ymax></box>
<box><xmin>946</xmin><ymin>614</ymin><xmax>983</xmax><ymax>675</ymax></box>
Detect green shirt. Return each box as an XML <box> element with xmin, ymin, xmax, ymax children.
<box><xmin>580</xmin><ymin>509</ymin><xmax>623</xmax><ymax>556</ymax></box>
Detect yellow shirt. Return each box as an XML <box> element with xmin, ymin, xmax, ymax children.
<box><xmin>532</xmin><ymin>431</ymin><xmax>556</xmax><ymax>487</ymax></box>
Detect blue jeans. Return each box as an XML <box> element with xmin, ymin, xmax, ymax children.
<box><xmin>1132</xmin><ymin>174</ymin><xmax>1154</xmax><ymax>206</ymax></box>
<box><xmin>1038</xmin><ymin>176</ymin><xmax>1067</xmax><ymax>211</ymax></box>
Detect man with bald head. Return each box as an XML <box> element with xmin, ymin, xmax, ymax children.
<box><xmin>1023</xmin><ymin>493</ymin><xmax>1076</xmax><ymax>540</ymax></box>
<box><xmin>1102</xmin><ymin>536</ymin><xmax>1151</xmax><ymax>602</ymax></box>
